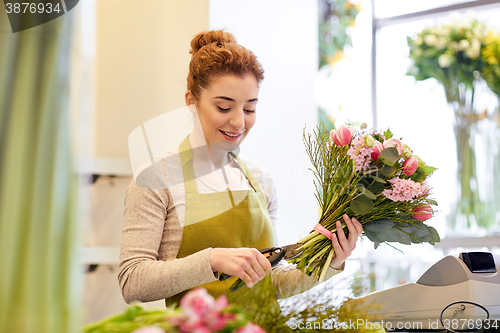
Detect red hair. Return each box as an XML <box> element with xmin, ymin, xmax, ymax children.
<box><xmin>187</xmin><ymin>30</ymin><xmax>264</xmax><ymax>100</ymax></box>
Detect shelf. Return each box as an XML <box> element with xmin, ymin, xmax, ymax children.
<box><xmin>81</xmin><ymin>246</ymin><xmax>121</xmax><ymax>265</ymax></box>
<box><xmin>78</xmin><ymin>157</ymin><xmax>132</xmax><ymax>177</ymax></box>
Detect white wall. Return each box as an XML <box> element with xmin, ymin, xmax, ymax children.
<box><xmin>210</xmin><ymin>1</ymin><xmax>319</xmax><ymax>245</ymax></box>
<box><xmin>95</xmin><ymin>0</ymin><xmax>209</xmax><ymax>159</ymax></box>
<box><xmin>85</xmin><ymin>0</ymin><xmax>210</xmax><ymax>323</ymax></box>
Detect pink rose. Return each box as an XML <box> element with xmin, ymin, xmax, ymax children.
<box><xmin>412</xmin><ymin>204</ymin><xmax>433</xmax><ymax>221</ymax></box>
<box><xmin>180</xmin><ymin>288</ymin><xmax>214</xmax><ymax>323</ymax></box>
<box><xmin>330</xmin><ymin>125</ymin><xmax>353</xmax><ymax>146</ymax></box>
<box><xmin>371</xmin><ymin>141</ymin><xmax>384</xmax><ymax>161</ymax></box>
<box><xmin>235</xmin><ymin>322</ymin><xmax>266</xmax><ymax>333</ymax></box>
<box><xmin>383</xmin><ymin>138</ymin><xmax>404</xmax><ymax>155</ymax></box>
<box><xmin>131</xmin><ymin>326</ymin><xmax>165</xmax><ymax>333</ymax></box>
<box><xmin>402</xmin><ymin>156</ymin><xmax>418</xmax><ymax>176</ymax></box>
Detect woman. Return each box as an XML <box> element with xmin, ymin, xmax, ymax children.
<box><xmin>118</xmin><ymin>30</ymin><xmax>363</xmax><ymax>307</ymax></box>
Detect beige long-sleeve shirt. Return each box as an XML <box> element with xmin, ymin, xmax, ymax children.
<box><xmin>118</xmin><ymin>151</ymin><xmax>342</xmax><ymax>303</ymax></box>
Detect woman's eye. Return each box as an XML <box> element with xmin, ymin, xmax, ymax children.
<box><xmin>244</xmin><ymin>109</ymin><xmax>255</xmax><ymax>113</ymax></box>
<box><xmin>217</xmin><ymin>106</ymin><xmax>231</xmax><ymax>112</ymax></box>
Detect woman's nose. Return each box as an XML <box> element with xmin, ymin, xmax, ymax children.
<box><xmin>229</xmin><ymin>108</ymin><xmax>245</xmax><ymax>129</ymax></box>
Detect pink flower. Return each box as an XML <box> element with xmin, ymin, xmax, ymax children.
<box><xmin>330</xmin><ymin>125</ymin><xmax>353</xmax><ymax>146</ymax></box>
<box><xmin>371</xmin><ymin>141</ymin><xmax>384</xmax><ymax>161</ymax></box>
<box><xmin>180</xmin><ymin>288</ymin><xmax>214</xmax><ymax>323</ymax></box>
<box><xmin>412</xmin><ymin>204</ymin><xmax>433</xmax><ymax>221</ymax></box>
<box><xmin>132</xmin><ymin>326</ymin><xmax>165</xmax><ymax>333</ymax></box>
<box><xmin>402</xmin><ymin>156</ymin><xmax>418</xmax><ymax>176</ymax></box>
<box><xmin>347</xmin><ymin>136</ymin><xmax>373</xmax><ymax>172</ymax></box>
<box><xmin>382</xmin><ymin>177</ymin><xmax>428</xmax><ymax>202</ymax></box>
<box><xmin>235</xmin><ymin>322</ymin><xmax>266</xmax><ymax>333</ymax></box>
<box><xmin>213</xmin><ymin>294</ymin><xmax>228</xmax><ymax>311</ymax></box>
<box><xmin>383</xmin><ymin>138</ymin><xmax>404</xmax><ymax>155</ymax></box>
<box><xmin>204</xmin><ymin>311</ymin><xmax>228</xmax><ymax>331</ymax></box>
<box><xmin>179</xmin><ymin>322</ymin><xmax>211</xmax><ymax>333</ymax></box>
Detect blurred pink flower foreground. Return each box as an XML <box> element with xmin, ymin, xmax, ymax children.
<box><xmin>152</xmin><ymin>288</ymin><xmax>265</xmax><ymax>333</ymax></box>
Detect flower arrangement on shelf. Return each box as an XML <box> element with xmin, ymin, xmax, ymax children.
<box><xmin>406</xmin><ymin>12</ymin><xmax>500</xmax><ymax>231</ymax></box>
<box><xmin>406</xmin><ymin>13</ymin><xmax>489</xmax><ymax>91</ymax></box>
<box><xmin>83</xmin><ymin>288</ymin><xmax>264</xmax><ymax>333</ymax></box>
<box><xmin>288</xmin><ymin>124</ymin><xmax>439</xmax><ymax>282</ymax></box>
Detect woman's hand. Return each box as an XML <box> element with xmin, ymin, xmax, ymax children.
<box><xmin>329</xmin><ymin>214</ymin><xmax>363</xmax><ymax>270</ymax></box>
<box><xmin>209</xmin><ymin>248</ymin><xmax>271</xmax><ymax>288</ymax></box>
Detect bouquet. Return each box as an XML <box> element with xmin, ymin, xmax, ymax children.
<box><xmin>406</xmin><ymin>13</ymin><xmax>489</xmax><ymax>90</ymax></box>
<box><xmin>289</xmin><ymin>124</ymin><xmax>440</xmax><ymax>282</ymax></box>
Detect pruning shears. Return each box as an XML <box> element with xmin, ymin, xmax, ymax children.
<box><xmin>219</xmin><ymin>243</ymin><xmax>303</xmax><ymax>292</ymax></box>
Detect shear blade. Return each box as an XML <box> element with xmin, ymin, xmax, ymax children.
<box><xmin>282</xmin><ymin>243</ymin><xmax>303</xmax><ymax>260</ymax></box>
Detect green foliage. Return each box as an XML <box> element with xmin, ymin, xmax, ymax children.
<box><xmin>481</xmin><ymin>32</ymin><xmax>500</xmax><ymax>96</ymax></box>
<box><xmin>410</xmin><ymin>165</ymin><xmax>437</xmax><ymax>182</ymax></box>
<box><xmin>377</xmin><ymin>147</ymin><xmax>399</xmax><ymax>166</ymax></box>
<box><xmin>383</xmin><ymin>129</ymin><xmax>393</xmax><ymax>140</ymax></box>
<box><xmin>351</xmin><ymin>193</ymin><xmax>374</xmax><ymax>214</ymax></box>
<box><xmin>318</xmin><ymin>106</ymin><xmax>336</xmax><ymax>133</ymax></box>
<box><xmin>318</xmin><ymin>0</ymin><xmax>362</xmax><ymax>69</ymax></box>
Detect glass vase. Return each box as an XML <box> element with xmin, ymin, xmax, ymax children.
<box><xmin>445</xmin><ymin>79</ymin><xmax>500</xmax><ymax>233</ymax></box>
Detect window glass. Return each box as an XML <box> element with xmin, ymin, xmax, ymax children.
<box><xmin>375</xmin><ymin>0</ymin><xmax>480</xmax><ymax>18</ymax></box>
<box><xmin>369</xmin><ymin>8</ymin><xmax>500</xmax><ymax>291</ymax></box>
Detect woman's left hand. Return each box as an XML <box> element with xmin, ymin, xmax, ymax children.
<box><xmin>328</xmin><ymin>214</ymin><xmax>363</xmax><ymax>270</ymax></box>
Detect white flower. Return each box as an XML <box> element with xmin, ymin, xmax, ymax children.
<box><xmin>466</xmin><ymin>48</ymin><xmax>480</xmax><ymax>59</ymax></box>
<box><xmin>458</xmin><ymin>39</ymin><xmax>470</xmax><ymax>50</ymax></box>
<box><xmin>473</xmin><ymin>26</ymin><xmax>485</xmax><ymax>38</ymax></box>
<box><xmin>450</xmin><ymin>41</ymin><xmax>459</xmax><ymax>52</ymax></box>
<box><xmin>438</xmin><ymin>54</ymin><xmax>452</xmax><ymax>68</ymax></box>
<box><xmin>436</xmin><ymin>37</ymin><xmax>448</xmax><ymax>50</ymax></box>
<box><xmin>424</xmin><ymin>34</ymin><xmax>438</xmax><ymax>46</ymax></box>
<box><xmin>471</xmin><ymin>38</ymin><xmax>481</xmax><ymax>51</ymax></box>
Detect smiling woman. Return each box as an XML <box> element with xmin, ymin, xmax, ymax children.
<box><xmin>118</xmin><ymin>30</ymin><xmax>362</xmax><ymax>319</ymax></box>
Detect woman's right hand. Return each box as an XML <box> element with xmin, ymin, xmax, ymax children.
<box><xmin>209</xmin><ymin>248</ymin><xmax>271</xmax><ymax>288</ymax></box>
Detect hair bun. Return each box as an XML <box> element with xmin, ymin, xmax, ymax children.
<box><xmin>190</xmin><ymin>30</ymin><xmax>237</xmax><ymax>54</ymax></box>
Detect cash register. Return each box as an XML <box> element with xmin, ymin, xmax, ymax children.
<box><xmin>357</xmin><ymin>252</ymin><xmax>500</xmax><ymax>332</ymax></box>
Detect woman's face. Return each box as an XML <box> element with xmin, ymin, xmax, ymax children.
<box><xmin>187</xmin><ymin>74</ymin><xmax>259</xmax><ymax>148</ymax></box>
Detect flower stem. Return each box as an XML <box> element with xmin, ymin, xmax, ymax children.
<box><xmin>319</xmin><ymin>249</ymin><xmax>335</xmax><ymax>283</ymax></box>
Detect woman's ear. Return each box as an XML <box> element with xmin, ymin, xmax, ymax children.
<box><xmin>185</xmin><ymin>91</ymin><xmax>196</xmax><ymax>111</ymax></box>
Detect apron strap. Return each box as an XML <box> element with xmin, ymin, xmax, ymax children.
<box><xmin>229</xmin><ymin>152</ymin><xmax>264</xmax><ymax>194</ymax></box>
<box><xmin>179</xmin><ymin>136</ymin><xmax>198</xmax><ymax>194</ymax></box>
<box><xmin>178</xmin><ymin>135</ymin><xmax>264</xmax><ymax>194</ymax></box>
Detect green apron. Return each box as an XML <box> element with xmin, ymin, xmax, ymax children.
<box><xmin>165</xmin><ymin>136</ymin><xmax>280</xmax><ymax>316</ymax></box>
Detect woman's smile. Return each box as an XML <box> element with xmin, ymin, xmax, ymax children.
<box><xmin>186</xmin><ymin>73</ymin><xmax>259</xmax><ymax>149</ymax></box>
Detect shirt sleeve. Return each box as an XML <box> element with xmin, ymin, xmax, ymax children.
<box><xmin>118</xmin><ymin>170</ymin><xmax>217</xmax><ymax>303</ymax></box>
